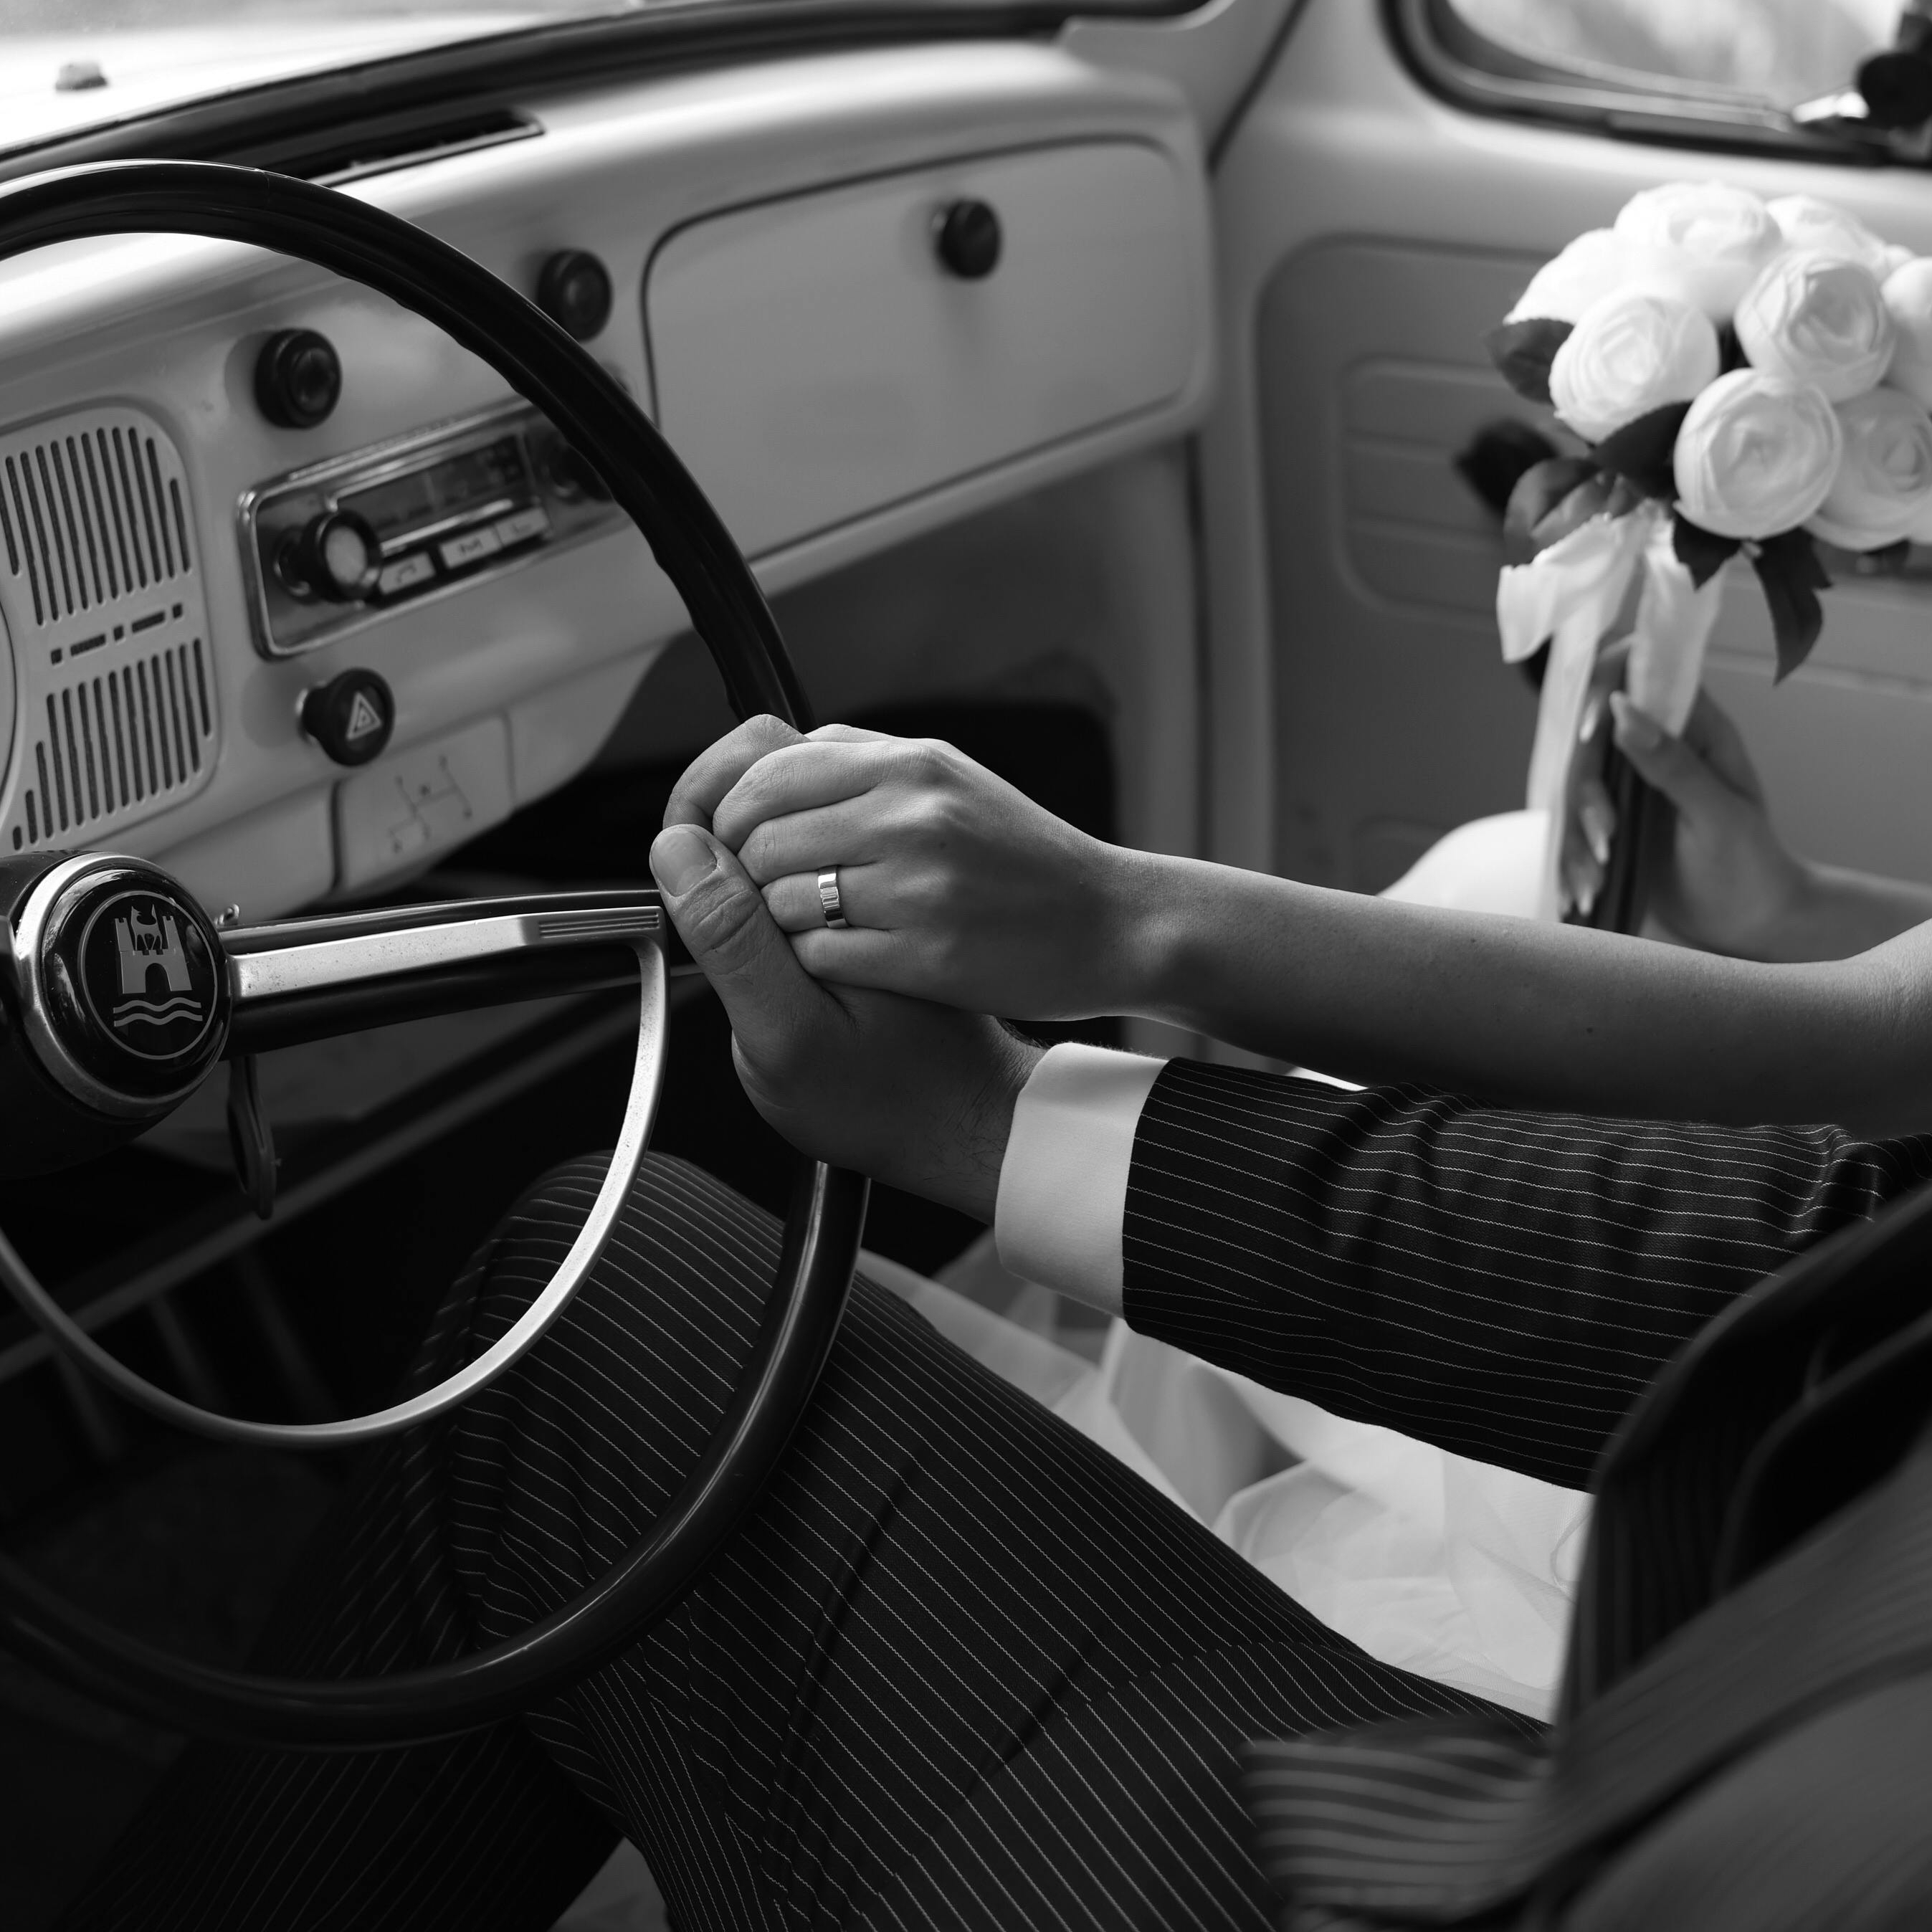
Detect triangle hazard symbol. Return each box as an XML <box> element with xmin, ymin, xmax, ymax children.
<box><xmin>344</xmin><ymin>690</ymin><xmax>385</xmax><ymax>741</ymax></box>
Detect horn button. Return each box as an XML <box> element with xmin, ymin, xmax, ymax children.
<box><xmin>24</xmin><ymin>859</ymin><xmax>230</xmax><ymax>1114</ymax></box>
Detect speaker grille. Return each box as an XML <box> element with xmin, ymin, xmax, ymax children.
<box><xmin>0</xmin><ymin>422</ymin><xmax>193</xmax><ymax>629</ymax></box>
<box><xmin>0</xmin><ymin>407</ymin><xmax>216</xmax><ymax>851</ymax></box>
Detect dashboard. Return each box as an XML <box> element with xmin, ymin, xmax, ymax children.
<box><xmin>0</xmin><ymin>44</ymin><xmax>1214</xmax><ymax>925</ymax></box>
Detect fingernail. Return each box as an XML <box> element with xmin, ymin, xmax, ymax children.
<box><xmin>650</xmin><ymin>824</ymin><xmax>715</xmax><ymax>897</ymax></box>
<box><xmin>1582</xmin><ymin>803</ymin><xmax>1612</xmax><ymax>865</ymax></box>
<box><xmin>1611</xmin><ymin>693</ymin><xmax>1662</xmax><ymax>753</ymax></box>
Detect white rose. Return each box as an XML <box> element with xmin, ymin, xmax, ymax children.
<box><xmin>1613</xmin><ymin>181</ymin><xmax>1784</xmax><ymax>322</ymax></box>
<box><xmin>1883</xmin><ymin>257</ymin><xmax>1932</xmax><ymax>409</ymax></box>
<box><xmin>1735</xmin><ymin>252</ymin><xmax>1895</xmax><ymax>402</ymax></box>
<box><xmin>1806</xmin><ymin>386</ymin><xmax>1932</xmax><ymax>550</ymax></box>
<box><xmin>1672</xmin><ymin>368</ymin><xmax>1843</xmax><ymax>538</ymax></box>
<box><xmin>1766</xmin><ymin>195</ymin><xmax>1891</xmax><ymax>275</ymax></box>
<box><xmin>1547</xmin><ymin>287</ymin><xmax>1720</xmax><ymax>442</ymax></box>
<box><xmin>1882</xmin><ymin>242</ymin><xmax>1917</xmax><ymax>278</ymax></box>
<box><xmin>1505</xmin><ymin>229</ymin><xmax>1624</xmax><ymax>324</ymax></box>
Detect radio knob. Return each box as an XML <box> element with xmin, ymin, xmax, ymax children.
<box><xmin>532</xmin><ymin>429</ymin><xmax>612</xmax><ymax>504</ymax></box>
<box><xmin>300</xmin><ymin>669</ymin><xmax>395</xmax><ymax>768</ymax></box>
<box><xmin>277</xmin><ymin>509</ymin><xmax>381</xmax><ymax>603</ymax></box>
<box><xmin>255</xmin><ymin>328</ymin><xmax>342</xmax><ymax>429</ymax></box>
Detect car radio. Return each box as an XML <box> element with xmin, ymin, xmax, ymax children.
<box><xmin>237</xmin><ymin>400</ymin><xmax>626</xmax><ymax>658</ymax></box>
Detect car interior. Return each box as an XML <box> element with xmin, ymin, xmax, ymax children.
<box><xmin>0</xmin><ymin>0</ymin><xmax>1925</xmax><ymax>1923</ymax></box>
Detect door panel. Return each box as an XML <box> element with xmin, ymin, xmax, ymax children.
<box><xmin>1205</xmin><ymin>0</ymin><xmax>1932</xmax><ymax>893</ymax></box>
<box><xmin>1257</xmin><ymin>240</ymin><xmax>1548</xmax><ymax>888</ymax></box>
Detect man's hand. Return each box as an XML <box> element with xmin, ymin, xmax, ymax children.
<box><xmin>665</xmin><ymin>715</ymin><xmax>1151</xmax><ymax>1019</ymax></box>
<box><xmin>648</xmin><ymin>819</ymin><xmax>1039</xmax><ymax>1220</ymax></box>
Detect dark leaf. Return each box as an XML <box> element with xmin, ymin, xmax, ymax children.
<box><xmin>1594</xmin><ymin>401</ymin><xmax>1693</xmax><ymax>499</ymax></box>
<box><xmin>1455</xmin><ymin>418</ymin><xmax>1561</xmax><ymax>519</ymax></box>
<box><xmin>1503</xmin><ymin>455</ymin><xmax>1602</xmax><ymax>561</ymax></box>
<box><xmin>1530</xmin><ymin>473</ymin><xmax>1622</xmax><ymax>554</ymax></box>
<box><xmin>1672</xmin><ymin>513</ymin><xmax>1743</xmax><ymax>589</ymax></box>
<box><xmin>1717</xmin><ymin>323</ymin><xmax>1749</xmax><ymax>375</ymax></box>
<box><xmin>1751</xmin><ymin>529</ymin><xmax>1834</xmax><ymax>680</ymax></box>
<box><xmin>1484</xmin><ymin>318</ymin><xmax>1574</xmax><ymax>406</ymax></box>
<box><xmin>1605</xmin><ymin>475</ymin><xmax>1646</xmax><ymax>520</ymax></box>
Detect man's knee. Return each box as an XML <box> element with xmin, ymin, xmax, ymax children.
<box><xmin>384</xmin><ymin>1151</ymin><xmax>790</xmax><ymax>1623</ymax></box>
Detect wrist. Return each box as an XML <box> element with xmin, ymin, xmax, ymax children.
<box><xmin>893</xmin><ymin>1020</ymin><xmax>1043</xmax><ymax>1224</ymax></box>
<box><xmin>1096</xmin><ymin>846</ymin><xmax>1194</xmax><ymax>1019</ymax></box>
<box><xmin>1736</xmin><ymin>852</ymin><xmax>1836</xmax><ymax>963</ymax></box>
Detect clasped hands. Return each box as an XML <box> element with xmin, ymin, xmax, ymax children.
<box><xmin>647</xmin><ymin>694</ymin><xmax>1835</xmax><ymax>1216</ymax></box>
<box><xmin>646</xmin><ymin>718</ymin><xmax>1151</xmax><ymax>1221</ymax></box>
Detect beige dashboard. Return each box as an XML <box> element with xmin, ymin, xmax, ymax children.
<box><xmin>0</xmin><ymin>43</ymin><xmax>1214</xmax><ymax>922</ymax></box>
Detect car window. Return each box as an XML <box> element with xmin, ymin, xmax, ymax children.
<box><xmin>1446</xmin><ymin>0</ymin><xmax>1907</xmax><ymax>107</ymax></box>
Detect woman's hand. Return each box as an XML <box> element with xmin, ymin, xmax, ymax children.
<box><xmin>667</xmin><ymin>716</ymin><xmax>1149</xmax><ymax>1019</ymax></box>
<box><xmin>1589</xmin><ymin>687</ymin><xmax>1812</xmax><ymax>958</ymax></box>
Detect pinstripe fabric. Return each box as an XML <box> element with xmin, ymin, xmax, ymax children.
<box><xmin>1123</xmin><ymin>1065</ymin><xmax>1932</xmax><ymax>1490</ymax></box>
<box><xmin>63</xmin><ymin>1151</ymin><xmax>1504</xmax><ymax>1932</ymax></box>
<box><xmin>1116</xmin><ymin>1066</ymin><xmax>1932</xmax><ymax>1928</ymax></box>
<box><xmin>63</xmin><ymin>1068</ymin><xmax>1932</xmax><ymax>1931</ymax></box>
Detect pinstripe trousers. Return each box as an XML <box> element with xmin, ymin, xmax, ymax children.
<box><xmin>62</xmin><ymin>1067</ymin><xmax>1932</xmax><ymax>1931</ymax></box>
<box><xmin>63</xmin><ymin>1151</ymin><xmax>1507</xmax><ymax>1932</ymax></box>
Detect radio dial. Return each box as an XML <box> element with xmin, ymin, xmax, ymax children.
<box><xmin>532</xmin><ymin>429</ymin><xmax>611</xmax><ymax>505</ymax></box>
<box><xmin>277</xmin><ymin>509</ymin><xmax>381</xmax><ymax>603</ymax></box>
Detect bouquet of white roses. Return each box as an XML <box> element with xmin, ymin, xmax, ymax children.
<box><xmin>1489</xmin><ymin>181</ymin><xmax>1932</xmax><ymax>741</ymax></box>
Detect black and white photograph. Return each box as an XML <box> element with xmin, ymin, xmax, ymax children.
<box><xmin>0</xmin><ymin>1</ymin><xmax>1926</xmax><ymax>1926</ymax></box>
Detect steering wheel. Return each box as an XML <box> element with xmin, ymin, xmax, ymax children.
<box><xmin>0</xmin><ymin>161</ymin><xmax>869</xmax><ymax>1748</ymax></box>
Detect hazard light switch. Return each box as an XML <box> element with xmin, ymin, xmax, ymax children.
<box><xmin>300</xmin><ymin>669</ymin><xmax>395</xmax><ymax>768</ymax></box>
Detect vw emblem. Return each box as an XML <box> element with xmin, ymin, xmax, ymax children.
<box><xmin>74</xmin><ymin>887</ymin><xmax>222</xmax><ymax>1066</ymax></box>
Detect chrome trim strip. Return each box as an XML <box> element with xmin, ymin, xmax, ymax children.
<box><xmin>229</xmin><ymin>903</ymin><xmax>661</xmax><ymax>1005</ymax></box>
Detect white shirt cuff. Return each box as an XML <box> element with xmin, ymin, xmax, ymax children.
<box><xmin>994</xmin><ymin>1042</ymin><xmax>1166</xmax><ymax>1305</ymax></box>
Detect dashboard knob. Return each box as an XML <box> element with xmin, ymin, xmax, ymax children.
<box><xmin>933</xmin><ymin>199</ymin><xmax>1001</xmax><ymax>280</ymax></box>
<box><xmin>300</xmin><ymin>670</ymin><xmax>395</xmax><ymax>768</ymax></box>
<box><xmin>277</xmin><ymin>509</ymin><xmax>381</xmax><ymax>603</ymax></box>
<box><xmin>531</xmin><ymin>428</ymin><xmax>612</xmax><ymax>504</ymax></box>
<box><xmin>536</xmin><ymin>249</ymin><xmax>613</xmax><ymax>341</ymax></box>
<box><xmin>255</xmin><ymin>328</ymin><xmax>342</xmax><ymax>428</ymax></box>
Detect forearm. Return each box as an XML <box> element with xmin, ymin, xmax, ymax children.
<box><xmin>1111</xmin><ymin>851</ymin><xmax>1932</xmax><ymax>1138</ymax></box>
<box><xmin>1120</xmin><ymin>1060</ymin><xmax>1932</xmax><ymax>1489</ymax></box>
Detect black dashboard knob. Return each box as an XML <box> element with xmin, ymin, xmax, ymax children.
<box><xmin>536</xmin><ymin>249</ymin><xmax>613</xmax><ymax>341</ymax></box>
<box><xmin>300</xmin><ymin>670</ymin><xmax>395</xmax><ymax>768</ymax></box>
<box><xmin>277</xmin><ymin>509</ymin><xmax>381</xmax><ymax>603</ymax></box>
<box><xmin>933</xmin><ymin>200</ymin><xmax>1001</xmax><ymax>280</ymax></box>
<box><xmin>255</xmin><ymin>328</ymin><xmax>342</xmax><ymax>428</ymax></box>
<box><xmin>532</xmin><ymin>428</ymin><xmax>612</xmax><ymax>503</ymax></box>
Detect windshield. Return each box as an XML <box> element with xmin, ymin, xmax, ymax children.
<box><xmin>0</xmin><ymin>2</ymin><xmax>639</xmax><ymax>153</ymax></box>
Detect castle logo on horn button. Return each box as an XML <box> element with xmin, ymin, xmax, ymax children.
<box><xmin>75</xmin><ymin>887</ymin><xmax>221</xmax><ymax>1066</ymax></box>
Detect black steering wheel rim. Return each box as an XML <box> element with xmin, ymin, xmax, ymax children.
<box><xmin>0</xmin><ymin>159</ymin><xmax>869</xmax><ymax>1748</ymax></box>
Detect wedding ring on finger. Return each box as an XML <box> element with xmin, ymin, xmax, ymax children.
<box><xmin>817</xmin><ymin>867</ymin><xmax>850</xmax><ymax>931</ymax></box>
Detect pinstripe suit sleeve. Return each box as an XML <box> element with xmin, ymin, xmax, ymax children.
<box><xmin>1122</xmin><ymin>1062</ymin><xmax>1932</xmax><ymax>1491</ymax></box>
